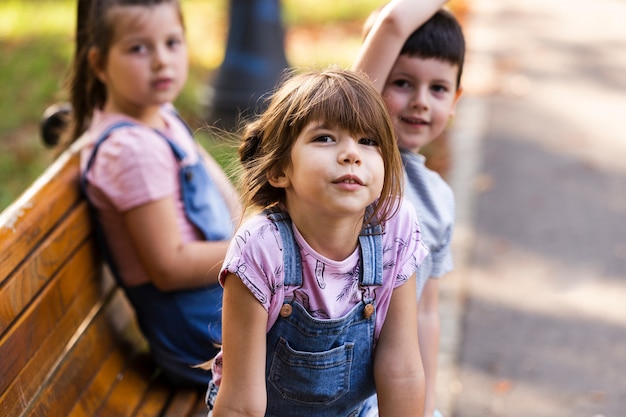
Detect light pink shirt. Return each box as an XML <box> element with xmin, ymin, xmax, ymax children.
<box><xmin>80</xmin><ymin>108</ymin><xmax>203</xmax><ymax>286</ymax></box>
<box><xmin>212</xmin><ymin>200</ymin><xmax>428</xmax><ymax>385</ymax></box>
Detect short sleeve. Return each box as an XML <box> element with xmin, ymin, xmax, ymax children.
<box><xmin>385</xmin><ymin>199</ymin><xmax>429</xmax><ymax>289</ymax></box>
<box><xmin>220</xmin><ymin>216</ymin><xmax>285</xmax><ymax>313</ymax></box>
<box><xmin>89</xmin><ymin>126</ymin><xmax>178</xmax><ymax>212</ymax></box>
<box><xmin>428</xmin><ymin>224</ymin><xmax>454</xmax><ymax>278</ymax></box>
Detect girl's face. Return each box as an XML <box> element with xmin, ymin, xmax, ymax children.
<box><xmin>92</xmin><ymin>3</ymin><xmax>188</xmax><ymax>124</ymax></box>
<box><xmin>270</xmin><ymin>121</ymin><xmax>385</xmax><ymax>220</ymax></box>
<box><xmin>382</xmin><ymin>55</ymin><xmax>462</xmax><ymax>152</ymax></box>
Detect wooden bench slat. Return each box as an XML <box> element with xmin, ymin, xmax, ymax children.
<box><xmin>0</xmin><ymin>201</ymin><xmax>93</xmax><ymax>337</ymax></box>
<box><xmin>66</xmin><ymin>338</ymin><xmax>132</xmax><ymax>417</ymax></box>
<box><xmin>162</xmin><ymin>390</ymin><xmax>204</xmax><ymax>417</ymax></box>
<box><xmin>131</xmin><ymin>374</ymin><xmax>176</xmax><ymax>417</ymax></box>
<box><xmin>0</xmin><ymin>239</ymin><xmax>105</xmax><ymax>396</ymax></box>
<box><xmin>0</xmin><ymin>149</ymin><xmax>83</xmax><ymax>284</ymax></box>
<box><xmin>93</xmin><ymin>353</ymin><xmax>161</xmax><ymax>417</ymax></box>
<box><xmin>66</xmin><ymin>314</ymin><xmax>152</xmax><ymax>417</ymax></box>
<box><xmin>0</xmin><ymin>279</ymin><xmax>118</xmax><ymax>417</ymax></box>
<box><xmin>17</xmin><ymin>290</ymin><xmax>147</xmax><ymax>417</ymax></box>
<box><xmin>188</xmin><ymin>397</ymin><xmax>210</xmax><ymax>417</ymax></box>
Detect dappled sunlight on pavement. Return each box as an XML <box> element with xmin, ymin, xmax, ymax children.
<box><xmin>443</xmin><ymin>0</ymin><xmax>626</xmax><ymax>415</ymax></box>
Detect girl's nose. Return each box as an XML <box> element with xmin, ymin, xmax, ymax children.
<box><xmin>152</xmin><ymin>47</ymin><xmax>167</xmax><ymax>69</ymax></box>
<box><xmin>338</xmin><ymin>139</ymin><xmax>361</xmax><ymax>165</ymax></box>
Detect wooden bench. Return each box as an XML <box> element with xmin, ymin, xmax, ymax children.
<box><xmin>0</xmin><ymin>138</ymin><xmax>207</xmax><ymax>417</ymax></box>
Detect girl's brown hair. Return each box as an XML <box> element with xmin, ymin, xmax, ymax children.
<box><xmin>67</xmin><ymin>0</ymin><xmax>183</xmax><ymax>142</ymax></box>
<box><xmin>238</xmin><ymin>67</ymin><xmax>403</xmax><ymax>226</ymax></box>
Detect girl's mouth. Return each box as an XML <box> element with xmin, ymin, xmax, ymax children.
<box><xmin>334</xmin><ymin>175</ymin><xmax>364</xmax><ymax>185</ymax></box>
<box><xmin>153</xmin><ymin>78</ymin><xmax>173</xmax><ymax>90</ymax></box>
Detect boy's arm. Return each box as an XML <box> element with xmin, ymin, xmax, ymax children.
<box><xmin>419</xmin><ymin>278</ymin><xmax>441</xmax><ymax>417</ymax></box>
<box><xmin>212</xmin><ymin>273</ymin><xmax>268</xmax><ymax>417</ymax></box>
<box><xmin>352</xmin><ymin>0</ymin><xmax>448</xmax><ymax>93</ymax></box>
<box><xmin>374</xmin><ymin>273</ymin><xmax>425</xmax><ymax>416</ymax></box>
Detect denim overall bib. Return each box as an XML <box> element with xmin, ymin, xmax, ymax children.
<box><xmin>208</xmin><ymin>208</ymin><xmax>383</xmax><ymax>416</ymax></box>
<box><xmin>82</xmin><ymin>119</ymin><xmax>232</xmax><ymax>387</ymax></box>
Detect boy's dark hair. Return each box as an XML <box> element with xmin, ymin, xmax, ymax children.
<box><xmin>401</xmin><ymin>9</ymin><xmax>465</xmax><ymax>89</ymax></box>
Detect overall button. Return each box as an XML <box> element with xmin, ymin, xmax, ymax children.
<box><xmin>363</xmin><ymin>303</ymin><xmax>374</xmax><ymax>319</ymax></box>
<box><xmin>280</xmin><ymin>304</ymin><xmax>292</xmax><ymax>317</ymax></box>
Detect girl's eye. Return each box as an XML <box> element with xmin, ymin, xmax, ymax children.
<box><xmin>129</xmin><ymin>44</ymin><xmax>147</xmax><ymax>54</ymax></box>
<box><xmin>313</xmin><ymin>135</ymin><xmax>334</xmax><ymax>143</ymax></box>
<box><xmin>167</xmin><ymin>37</ymin><xmax>184</xmax><ymax>48</ymax></box>
<box><xmin>359</xmin><ymin>137</ymin><xmax>379</xmax><ymax>147</ymax></box>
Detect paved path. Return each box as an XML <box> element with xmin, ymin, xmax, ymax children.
<box><xmin>441</xmin><ymin>1</ymin><xmax>626</xmax><ymax>416</ymax></box>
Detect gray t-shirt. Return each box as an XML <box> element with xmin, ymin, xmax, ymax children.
<box><xmin>401</xmin><ymin>149</ymin><xmax>455</xmax><ymax>299</ymax></box>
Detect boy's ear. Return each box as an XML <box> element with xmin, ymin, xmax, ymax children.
<box><xmin>88</xmin><ymin>47</ymin><xmax>107</xmax><ymax>83</ymax></box>
<box><xmin>449</xmin><ymin>85</ymin><xmax>464</xmax><ymax>118</ymax></box>
<box><xmin>268</xmin><ymin>168</ymin><xmax>290</xmax><ymax>189</ymax></box>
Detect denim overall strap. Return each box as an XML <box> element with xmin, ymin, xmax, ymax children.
<box><xmin>357</xmin><ymin>223</ymin><xmax>383</xmax><ymax>288</ymax></box>
<box><xmin>160</xmin><ymin>133</ymin><xmax>187</xmax><ymax>160</ymax></box>
<box><xmin>80</xmin><ymin>121</ymin><xmax>181</xmax><ymax>285</ymax></box>
<box><xmin>81</xmin><ymin>121</ymin><xmax>136</xmax><ymax>285</ymax></box>
<box><xmin>264</xmin><ymin>207</ymin><xmax>383</xmax><ymax>290</ymax></box>
<box><xmin>81</xmin><ymin>121</ymin><xmax>137</xmax><ymax>191</ymax></box>
<box><xmin>264</xmin><ymin>208</ymin><xmax>303</xmax><ymax>291</ymax></box>
<box><xmin>358</xmin><ymin>204</ymin><xmax>383</xmax><ymax>288</ymax></box>
<box><xmin>152</xmin><ymin>130</ymin><xmax>233</xmax><ymax>241</ymax></box>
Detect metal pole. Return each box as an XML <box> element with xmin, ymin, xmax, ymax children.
<box><xmin>205</xmin><ymin>0</ymin><xmax>289</xmax><ymax>131</ymax></box>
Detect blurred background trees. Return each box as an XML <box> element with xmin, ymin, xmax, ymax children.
<box><xmin>0</xmin><ymin>0</ymin><xmax>467</xmax><ymax>210</ymax></box>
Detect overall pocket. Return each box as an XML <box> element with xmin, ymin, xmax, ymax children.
<box><xmin>268</xmin><ymin>337</ymin><xmax>353</xmax><ymax>405</ymax></box>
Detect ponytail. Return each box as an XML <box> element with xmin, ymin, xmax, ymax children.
<box><xmin>68</xmin><ymin>0</ymin><xmax>108</xmax><ymax>142</ymax></box>
<box><xmin>239</xmin><ymin>129</ymin><xmax>263</xmax><ymax>165</ymax></box>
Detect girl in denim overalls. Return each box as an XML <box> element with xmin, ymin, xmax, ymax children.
<box><xmin>63</xmin><ymin>0</ymin><xmax>240</xmax><ymax>387</ymax></box>
<box><xmin>207</xmin><ymin>68</ymin><xmax>429</xmax><ymax>416</ymax></box>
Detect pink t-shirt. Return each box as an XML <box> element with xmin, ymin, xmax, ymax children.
<box><xmin>212</xmin><ymin>199</ymin><xmax>428</xmax><ymax>385</ymax></box>
<box><xmin>80</xmin><ymin>108</ymin><xmax>204</xmax><ymax>286</ymax></box>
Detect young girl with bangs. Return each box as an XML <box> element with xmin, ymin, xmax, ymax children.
<box><xmin>207</xmin><ymin>67</ymin><xmax>429</xmax><ymax>417</ymax></box>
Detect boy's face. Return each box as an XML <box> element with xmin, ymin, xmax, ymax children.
<box><xmin>381</xmin><ymin>55</ymin><xmax>462</xmax><ymax>152</ymax></box>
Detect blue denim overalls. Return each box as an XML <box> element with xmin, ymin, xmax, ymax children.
<box><xmin>207</xmin><ymin>208</ymin><xmax>383</xmax><ymax>416</ymax></box>
<box><xmin>82</xmin><ymin>119</ymin><xmax>232</xmax><ymax>387</ymax></box>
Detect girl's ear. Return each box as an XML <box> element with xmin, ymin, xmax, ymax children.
<box><xmin>88</xmin><ymin>47</ymin><xmax>107</xmax><ymax>83</ymax></box>
<box><xmin>268</xmin><ymin>168</ymin><xmax>290</xmax><ymax>189</ymax></box>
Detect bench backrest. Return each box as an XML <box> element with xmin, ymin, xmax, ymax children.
<box><xmin>0</xmin><ymin>140</ymin><xmax>205</xmax><ymax>417</ymax></box>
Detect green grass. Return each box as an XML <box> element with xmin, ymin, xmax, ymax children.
<box><xmin>0</xmin><ymin>0</ymin><xmax>386</xmax><ymax>210</ymax></box>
